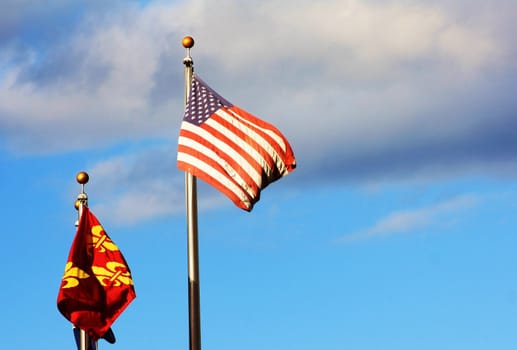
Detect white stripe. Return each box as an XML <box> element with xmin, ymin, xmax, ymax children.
<box><xmin>229</xmin><ymin>109</ymin><xmax>288</xmax><ymax>153</ymax></box>
<box><xmin>204</xmin><ymin>117</ymin><xmax>272</xmax><ymax>178</ymax></box>
<box><xmin>215</xmin><ymin>109</ymin><xmax>288</xmax><ymax>176</ymax></box>
<box><xmin>180</xmin><ymin>121</ymin><xmax>263</xmax><ymax>188</ymax></box>
<box><xmin>177</xmin><ymin>152</ymin><xmax>252</xmax><ymax>209</ymax></box>
<box><xmin>178</xmin><ymin>135</ymin><xmax>258</xmax><ymax>199</ymax></box>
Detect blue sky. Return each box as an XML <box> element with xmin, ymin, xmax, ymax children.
<box><xmin>1</xmin><ymin>0</ymin><xmax>516</xmax><ymax>349</ymax></box>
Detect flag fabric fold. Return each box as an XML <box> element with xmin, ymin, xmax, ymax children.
<box><xmin>177</xmin><ymin>74</ymin><xmax>296</xmax><ymax>211</ymax></box>
<box><xmin>57</xmin><ymin>206</ymin><xmax>136</xmax><ymax>340</ymax></box>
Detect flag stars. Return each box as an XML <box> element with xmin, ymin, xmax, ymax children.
<box><xmin>182</xmin><ymin>76</ymin><xmax>233</xmax><ymax>125</ymax></box>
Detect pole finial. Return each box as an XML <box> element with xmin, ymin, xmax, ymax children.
<box><xmin>75</xmin><ymin>171</ymin><xmax>89</xmax><ymax>210</ymax></box>
<box><xmin>182</xmin><ymin>36</ymin><xmax>194</xmax><ymax>67</ymax></box>
<box><xmin>76</xmin><ymin>171</ymin><xmax>89</xmax><ymax>185</ymax></box>
<box><xmin>182</xmin><ymin>36</ymin><xmax>195</xmax><ymax>49</ymax></box>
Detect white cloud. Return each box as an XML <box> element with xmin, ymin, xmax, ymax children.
<box><xmin>0</xmin><ymin>0</ymin><xmax>510</xmax><ymax>153</ymax></box>
<box><xmin>0</xmin><ymin>0</ymin><xmax>515</xmax><ymax>223</ymax></box>
<box><xmin>190</xmin><ymin>0</ymin><xmax>503</xmax><ymax>78</ymax></box>
<box><xmin>337</xmin><ymin>194</ymin><xmax>479</xmax><ymax>243</ymax></box>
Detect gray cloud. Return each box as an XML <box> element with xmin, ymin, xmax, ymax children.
<box><xmin>0</xmin><ymin>1</ymin><xmax>185</xmax><ymax>153</ymax></box>
<box><xmin>0</xmin><ymin>1</ymin><xmax>121</xmax><ymax>49</ymax></box>
<box><xmin>297</xmin><ymin>71</ymin><xmax>517</xmax><ymax>184</ymax></box>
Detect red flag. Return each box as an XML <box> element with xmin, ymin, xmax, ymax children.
<box><xmin>57</xmin><ymin>206</ymin><xmax>136</xmax><ymax>340</ymax></box>
<box><xmin>177</xmin><ymin>74</ymin><xmax>296</xmax><ymax>211</ymax></box>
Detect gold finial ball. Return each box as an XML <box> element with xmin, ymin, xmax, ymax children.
<box><xmin>182</xmin><ymin>36</ymin><xmax>194</xmax><ymax>48</ymax></box>
<box><xmin>76</xmin><ymin>171</ymin><xmax>89</xmax><ymax>184</ymax></box>
<box><xmin>74</xmin><ymin>200</ymin><xmax>81</xmax><ymax>210</ymax></box>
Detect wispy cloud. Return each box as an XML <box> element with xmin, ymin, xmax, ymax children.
<box><xmin>337</xmin><ymin>194</ymin><xmax>479</xmax><ymax>243</ymax></box>
<box><xmin>85</xmin><ymin>144</ymin><xmax>228</xmax><ymax>225</ymax></box>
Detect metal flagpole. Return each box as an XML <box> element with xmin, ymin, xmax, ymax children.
<box><xmin>182</xmin><ymin>36</ymin><xmax>202</xmax><ymax>350</ymax></box>
<box><xmin>74</xmin><ymin>171</ymin><xmax>98</xmax><ymax>350</ymax></box>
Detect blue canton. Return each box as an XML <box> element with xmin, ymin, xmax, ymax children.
<box><xmin>183</xmin><ymin>75</ymin><xmax>233</xmax><ymax>126</ymax></box>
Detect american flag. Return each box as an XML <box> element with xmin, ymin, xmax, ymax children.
<box><xmin>177</xmin><ymin>74</ymin><xmax>296</xmax><ymax>211</ymax></box>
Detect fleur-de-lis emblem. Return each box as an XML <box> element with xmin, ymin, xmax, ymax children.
<box><xmin>92</xmin><ymin>261</ymin><xmax>134</xmax><ymax>287</ymax></box>
<box><xmin>61</xmin><ymin>262</ymin><xmax>90</xmax><ymax>288</ymax></box>
<box><xmin>91</xmin><ymin>225</ymin><xmax>119</xmax><ymax>252</ymax></box>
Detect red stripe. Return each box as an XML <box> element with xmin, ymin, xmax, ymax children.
<box><xmin>211</xmin><ymin>111</ymin><xmax>276</xmax><ymax>179</ymax></box>
<box><xmin>179</xmin><ymin>127</ymin><xmax>260</xmax><ymax>197</ymax></box>
<box><xmin>177</xmin><ymin>157</ymin><xmax>254</xmax><ymax>211</ymax></box>
<box><xmin>177</xmin><ymin>142</ymin><xmax>255</xmax><ymax>209</ymax></box>
<box><xmin>199</xmin><ymin>118</ymin><xmax>263</xmax><ymax>192</ymax></box>
<box><xmin>227</xmin><ymin>106</ymin><xmax>296</xmax><ymax>174</ymax></box>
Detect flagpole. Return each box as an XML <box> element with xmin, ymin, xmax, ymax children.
<box><xmin>182</xmin><ymin>36</ymin><xmax>202</xmax><ymax>350</ymax></box>
<box><xmin>74</xmin><ymin>171</ymin><xmax>98</xmax><ymax>350</ymax></box>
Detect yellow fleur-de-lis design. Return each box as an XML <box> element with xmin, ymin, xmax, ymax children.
<box><xmin>61</xmin><ymin>262</ymin><xmax>90</xmax><ymax>288</ymax></box>
<box><xmin>92</xmin><ymin>261</ymin><xmax>133</xmax><ymax>287</ymax></box>
<box><xmin>91</xmin><ymin>225</ymin><xmax>119</xmax><ymax>253</ymax></box>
